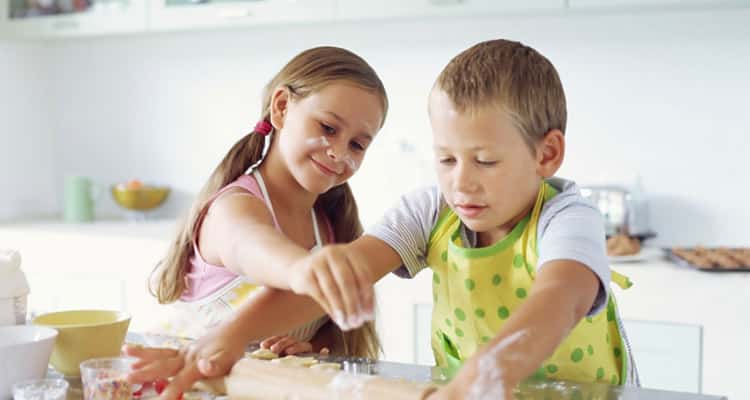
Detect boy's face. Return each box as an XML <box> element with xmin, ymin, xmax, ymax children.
<box><xmin>429</xmin><ymin>88</ymin><xmax>543</xmax><ymax>239</ymax></box>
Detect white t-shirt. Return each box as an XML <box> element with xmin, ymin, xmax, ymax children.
<box><xmin>365</xmin><ymin>177</ymin><xmax>610</xmax><ymax>316</ymax></box>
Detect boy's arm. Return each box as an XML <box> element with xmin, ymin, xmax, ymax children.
<box><xmin>364</xmin><ymin>185</ymin><xmax>444</xmax><ymax>278</ymax></box>
<box><xmin>431</xmin><ymin>260</ymin><xmax>599</xmax><ymax>399</ymax></box>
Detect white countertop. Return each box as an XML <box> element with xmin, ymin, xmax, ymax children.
<box><xmin>0</xmin><ymin>217</ymin><xmax>178</xmax><ymax>240</ymax></box>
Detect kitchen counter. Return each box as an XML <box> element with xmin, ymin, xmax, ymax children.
<box><xmin>613</xmin><ymin>256</ymin><xmax>748</xmax><ymax>400</ymax></box>
<box><xmin>7</xmin><ymin>219</ymin><xmax>743</xmax><ymax>398</ymax></box>
<box><xmin>51</xmin><ymin>359</ymin><xmax>726</xmax><ymax>400</ymax></box>
<box><xmin>0</xmin><ymin>217</ymin><xmax>178</xmax><ymax>240</ymax></box>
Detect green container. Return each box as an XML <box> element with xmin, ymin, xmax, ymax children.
<box><xmin>63</xmin><ymin>176</ymin><xmax>99</xmax><ymax>223</ymax></box>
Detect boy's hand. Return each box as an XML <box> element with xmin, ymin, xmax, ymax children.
<box><xmin>260</xmin><ymin>335</ymin><xmax>316</xmax><ymax>356</ymax></box>
<box><xmin>427</xmin><ymin>360</ymin><xmax>515</xmax><ymax>400</ymax></box>
<box><xmin>288</xmin><ymin>244</ymin><xmax>375</xmax><ymax>331</ymax></box>
<box><xmin>124</xmin><ymin>326</ymin><xmax>247</xmax><ymax>400</ymax></box>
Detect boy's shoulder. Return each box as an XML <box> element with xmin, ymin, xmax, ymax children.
<box><xmin>539</xmin><ymin>177</ymin><xmax>604</xmax><ymax>234</ymax></box>
<box><xmin>544</xmin><ymin>177</ymin><xmax>598</xmax><ymax>212</ymax></box>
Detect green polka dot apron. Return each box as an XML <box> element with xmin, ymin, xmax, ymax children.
<box><xmin>427</xmin><ymin>181</ymin><xmax>633</xmax><ymax>385</ymax></box>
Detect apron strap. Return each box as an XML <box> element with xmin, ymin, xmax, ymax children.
<box><xmin>611</xmin><ymin>269</ymin><xmax>634</xmax><ymax>289</ymax></box>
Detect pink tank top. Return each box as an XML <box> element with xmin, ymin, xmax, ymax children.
<box><xmin>180</xmin><ymin>172</ymin><xmax>335</xmax><ymax>302</ymax></box>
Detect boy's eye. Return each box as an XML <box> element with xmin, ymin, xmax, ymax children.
<box><xmin>438</xmin><ymin>157</ymin><xmax>455</xmax><ymax>164</ymax></box>
<box><xmin>477</xmin><ymin>160</ymin><xmax>497</xmax><ymax>166</ymax></box>
<box><xmin>320</xmin><ymin>123</ymin><xmax>335</xmax><ymax>135</ymax></box>
<box><xmin>350</xmin><ymin>141</ymin><xmax>366</xmax><ymax>152</ymax></box>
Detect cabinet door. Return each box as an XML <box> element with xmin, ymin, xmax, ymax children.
<box><xmin>337</xmin><ymin>0</ymin><xmax>563</xmax><ymax>20</ymax></box>
<box><xmin>149</xmin><ymin>0</ymin><xmax>335</xmax><ymax>32</ymax></box>
<box><xmin>1</xmin><ymin>0</ymin><xmax>146</xmax><ymax>38</ymax></box>
<box><xmin>414</xmin><ymin>302</ymin><xmax>434</xmax><ymax>365</ymax></box>
<box><xmin>375</xmin><ymin>270</ymin><xmax>433</xmax><ymax>363</ymax></box>
<box><xmin>569</xmin><ymin>0</ymin><xmax>748</xmax><ymax>9</ymax></box>
<box><xmin>624</xmin><ymin>319</ymin><xmax>703</xmax><ymax>393</ymax></box>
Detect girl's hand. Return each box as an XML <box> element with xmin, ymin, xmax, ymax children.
<box><xmin>124</xmin><ymin>326</ymin><xmax>247</xmax><ymax>400</ymax></box>
<box><xmin>288</xmin><ymin>244</ymin><xmax>375</xmax><ymax>331</ymax></box>
<box><xmin>260</xmin><ymin>335</ymin><xmax>322</xmax><ymax>356</ymax></box>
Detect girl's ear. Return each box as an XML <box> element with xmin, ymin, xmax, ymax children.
<box><xmin>269</xmin><ymin>86</ymin><xmax>290</xmax><ymax>131</ymax></box>
<box><xmin>535</xmin><ymin>129</ymin><xmax>565</xmax><ymax>178</ymax></box>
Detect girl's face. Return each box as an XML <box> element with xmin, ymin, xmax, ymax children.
<box><xmin>273</xmin><ymin>82</ymin><xmax>384</xmax><ymax>195</ymax></box>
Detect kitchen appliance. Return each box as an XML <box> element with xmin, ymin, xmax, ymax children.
<box><xmin>579</xmin><ymin>183</ymin><xmax>654</xmax><ymax>239</ymax></box>
<box><xmin>0</xmin><ymin>250</ymin><xmax>29</xmax><ymax>326</ymax></box>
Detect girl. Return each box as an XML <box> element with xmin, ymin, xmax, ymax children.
<box><xmin>147</xmin><ymin>46</ymin><xmax>387</xmax><ymax>360</ymax></box>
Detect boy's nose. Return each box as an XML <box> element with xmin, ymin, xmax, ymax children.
<box><xmin>453</xmin><ymin>163</ymin><xmax>479</xmax><ymax>193</ymax></box>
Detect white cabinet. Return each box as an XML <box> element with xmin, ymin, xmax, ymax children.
<box><xmin>568</xmin><ymin>0</ymin><xmax>748</xmax><ymax>9</ymax></box>
<box><xmin>148</xmin><ymin>0</ymin><xmax>335</xmax><ymax>32</ymax></box>
<box><xmin>0</xmin><ymin>0</ymin><xmax>147</xmax><ymax>38</ymax></box>
<box><xmin>624</xmin><ymin>320</ymin><xmax>703</xmax><ymax>394</ymax></box>
<box><xmin>337</xmin><ymin>0</ymin><xmax>564</xmax><ymax>21</ymax></box>
<box><xmin>375</xmin><ymin>269</ymin><xmax>433</xmax><ymax>364</ymax></box>
<box><xmin>0</xmin><ymin>219</ymin><xmax>174</xmax><ymax>332</ymax></box>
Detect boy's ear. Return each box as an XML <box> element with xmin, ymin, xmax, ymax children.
<box><xmin>269</xmin><ymin>86</ymin><xmax>290</xmax><ymax>131</ymax></box>
<box><xmin>536</xmin><ymin>129</ymin><xmax>565</xmax><ymax>178</ymax></box>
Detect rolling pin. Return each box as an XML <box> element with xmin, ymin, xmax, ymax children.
<box><xmin>223</xmin><ymin>358</ymin><xmax>438</xmax><ymax>400</ymax></box>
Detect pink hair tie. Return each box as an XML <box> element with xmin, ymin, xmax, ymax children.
<box><xmin>254</xmin><ymin>120</ymin><xmax>273</xmax><ymax>136</ymax></box>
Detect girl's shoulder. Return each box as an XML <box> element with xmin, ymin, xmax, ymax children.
<box><xmin>224</xmin><ymin>174</ymin><xmax>264</xmax><ymax>198</ymax></box>
<box><xmin>205</xmin><ymin>173</ymin><xmax>277</xmax><ymax>228</ymax></box>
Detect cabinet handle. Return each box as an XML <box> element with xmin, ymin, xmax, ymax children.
<box><xmin>52</xmin><ymin>20</ymin><xmax>80</xmax><ymax>30</ymax></box>
<box><xmin>428</xmin><ymin>0</ymin><xmax>465</xmax><ymax>5</ymax></box>
<box><xmin>217</xmin><ymin>8</ymin><xmax>255</xmax><ymax>18</ymax></box>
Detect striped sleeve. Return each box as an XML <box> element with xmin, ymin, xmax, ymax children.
<box><xmin>364</xmin><ymin>186</ymin><xmax>444</xmax><ymax>278</ymax></box>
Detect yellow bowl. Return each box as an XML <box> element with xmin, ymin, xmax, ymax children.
<box><xmin>111</xmin><ymin>185</ymin><xmax>170</xmax><ymax>211</ymax></box>
<box><xmin>32</xmin><ymin>310</ymin><xmax>131</xmax><ymax>377</ymax></box>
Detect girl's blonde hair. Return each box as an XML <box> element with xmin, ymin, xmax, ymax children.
<box><xmin>151</xmin><ymin>46</ymin><xmax>388</xmax><ymax>359</ymax></box>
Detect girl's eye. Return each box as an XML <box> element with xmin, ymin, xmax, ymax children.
<box><xmin>320</xmin><ymin>123</ymin><xmax>335</xmax><ymax>135</ymax></box>
<box><xmin>477</xmin><ymin>160</ymin><xmax>497</xmax><ymax>166</ymax></box>
<box><xmin>350</xmin><ymin>141</ymin><xmax>365</xmax><ymax>152</ymax></box>
<box><xmin>438</xmin><ymin>157</ymin><xmax>455</xmax><ymax>164</ymax></box>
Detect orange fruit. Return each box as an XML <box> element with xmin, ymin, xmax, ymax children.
<box><xmin>126</xmin><ymin>179</ymin><xmax>144</xmax><ymax>190</ymax></box>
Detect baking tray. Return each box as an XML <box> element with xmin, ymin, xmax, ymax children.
<box><xmin>664</xmin><ymin>247</ymin><xmax>750</xmax><ymax>272</ymax></box>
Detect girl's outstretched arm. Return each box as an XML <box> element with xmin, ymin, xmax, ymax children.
<box><xmin>126</xmin><ymin>235</ymin><xmax>403</xmax><ymax>400</ymax></box>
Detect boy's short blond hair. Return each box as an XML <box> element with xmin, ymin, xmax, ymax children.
<box><xmin>435</xmin><ymin>39</ymin><xmax>567</xmax><ymax>153</ymax></box>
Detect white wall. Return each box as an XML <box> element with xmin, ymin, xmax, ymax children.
<box><xmin>0</xmin><ymin>40</ymin><xmax>56</xmax><ymax>220</ymax></box>
<box><xmin>9</xmin><ymin>6</ymin><xmax>750</xmax><ymax>246</ymax></box>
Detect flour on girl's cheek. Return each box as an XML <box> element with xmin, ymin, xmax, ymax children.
<box><xmin>305</xmin><ymin>136</ymin><xmax>360</xmax><ymax>173</ymax></box>
<box><xmin>467</xmin><ymin>330</ymin><xmax>529</xmax><ymax>400</ymax></box>
<box><xmin>305</xmin><ymin>136</ymin><xmax>331</xmax><ymax>149</ymax></box>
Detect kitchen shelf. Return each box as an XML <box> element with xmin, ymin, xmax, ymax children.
<box><xmin>0</xmin><ymin>0</ymin><xmax>147</xmax><ymax>38</ymax></box>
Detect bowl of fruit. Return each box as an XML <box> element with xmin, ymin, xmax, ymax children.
<box><xmin>111</xmin><ymin>180</ymin><xmax>170</xmax><ymax>218</ymax></box>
